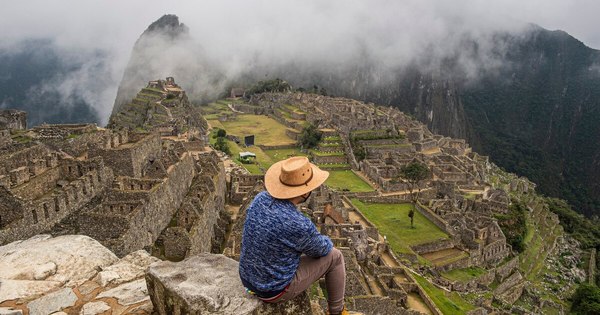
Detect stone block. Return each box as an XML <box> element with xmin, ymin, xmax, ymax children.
<box><xmin>96</xmin><ymin>279</ymin><xmax>149</xmax><ymax>306</ymax></box>
<box><xmin>9</xmin><ymin>167</ymin><xmax>29</xmax><ymax>186</ymax></box>
<box><xmin>29</xmin><ymin>159</ymin><xmax>47</xmax><ymax>176</ymax></box>
<box><xmin>0</xmin><ymin>175</ymin><xmax>10</xmax><ymax>188</ymax></box>
<box><xmin>27</xmin><ymin>288</ymin><xmax>77</xmax><ymax>315</ymax></box>
<box><xmin>0</xmin><ymin>307</ymin><xmax>23</xmax><ymax>315</ymax></box>
<box><xmin>146</xmin><ymin>253</ymin><xmax>312</xmax><ymax>315</ymax></box>
<box><xmin>80</xmin><ymin>301</ymin><xmax>111</xmax><ymax>315</ymax></box>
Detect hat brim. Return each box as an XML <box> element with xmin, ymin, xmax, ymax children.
<box><xmin>265</xmin><ymin>160</ymin><xmax>329</xmax><ymax>199</ymax></box>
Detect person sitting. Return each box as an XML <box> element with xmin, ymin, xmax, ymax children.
<box><xmin>239</xmin><ymin>156</ymin><xmax>348</xmax><ymax>315</ymax></box>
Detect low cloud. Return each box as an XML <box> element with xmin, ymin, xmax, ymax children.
<box><xmin>0</xmin><ymin>1</ymin><xmax>598</xmax><ymax>124</ymax></box>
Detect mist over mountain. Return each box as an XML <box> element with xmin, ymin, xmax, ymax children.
<box><xmin>0</xmin><ymin>39</ymin><xmax>101</xmax><ymax>127</ymax></box>
<box><xmin>112</xmin><ymin>15</ymin><xmax>600</xmax><ymax>217</ymax></box>
<box><xmin>1</xmin><ymin>1</ymin><xmax>598</xmax><ymax>217</ymax></box>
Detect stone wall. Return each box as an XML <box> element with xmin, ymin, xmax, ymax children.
<box><xmin>411</xmin><ymin>239</ymin><xmax>455</xmax><ymax>255</ymax></box>
<box><xmin>415</xmin><ymin>203</ymin><xmax>451</xmax><ymax>235</ymax></box>
<box><xmin>256</xmin><ymin>144</ymin><xmax>297</xmax><ymax>150</ymax></box>
<box><xmin>230</xmin><ymin>173</ymin><xmax>264</xmax><ymax>204</ymax></box>
<box><xmin>90</xmin><ymin>133</ymin><xmax>161</xmax><ymax>177</ymax></box>
<box><xmin>0</xmin><ymin>109</ymin><xmax>27</xmax><ymax>130</ymax></box>
<box><xmin>0</xmin><ymin>130</ymin><xmax>11</xmax><ymax>148</ymax></box>
<box><xmin>311</xmin><ymin>154</ymin><xmax>347</xmax><ymax>164</ymax></box>
<box><xmin>494</xmin><ymin>256</ymin><xmax>519</xmax><ymax>282</ymax></box>
<box><xmin>0</xmin><ymin>144</ymin><xmax>49</xmax><ymax>175</ymax></box>
<box><xmin>11</xmin><ymin>167</ymin><xmax>61</xmax><ymax>200</ymax></box>
<box><xmin>0</xmin><ymin>158</ymin><xmax>114</xmax><ymax>245</ymax></box>
<box><xmin>494</xmin><ymin>271</ymin><xmax>525</xmax><ymax>304</ymax></box>
<box><xmin>94</xmin><ymin>153</ymin><xmax>196</xmax><ymax>256</ymax></box>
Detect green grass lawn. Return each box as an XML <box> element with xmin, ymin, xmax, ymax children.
<box><xmin>326</xmin><ymin>171</ymin><xmax>374</xmax><ymax>192</ymax></box>
<box><xmin>310</xmin><ymin>149</ymin><xmax>345</xmax><ymax>156</ymax></box>
<box><xmin>217</xmin><ymin>115</ymin><xmax>296</xmax><ymax>146</ymax></box>
<box><xmin>264</xmin><ymin>148</ymin><xmax>307</xmax><ymax>162</ymax></box>
<box><xmin>441</xmin><ymin>267</ymin><xmax>487</xmax><ymax>282</ymax></box>
<box><xmin>412</xmin><ymin>272</ymin><xmax>475</xmax><ymax>314</ymax></box>
<box><xmin>350</xmin><ymin>199</ymin><xmax>448</xmax><ymax>254</ymax></box>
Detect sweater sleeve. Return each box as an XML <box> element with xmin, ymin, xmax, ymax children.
<box><xmin>293</xmin><ymin>221</ymin><xmax>333</xmax><ymax>258</ymax></box>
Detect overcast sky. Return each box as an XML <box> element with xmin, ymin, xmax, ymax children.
<box><xmin>1</xmin><ymin>0</ymin><xmax>599</xmax><ymax>124</ymax></box>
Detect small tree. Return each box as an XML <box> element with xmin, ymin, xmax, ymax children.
<box><xmin>214</xmin><ymin>136</ymin><xmax>231</xmax><ymax>155</ymax></box>
<box><xmin>397</xmin><ymin>161</ymin><xmax>430</xmax><ymax>228</ymax></box>
<box><xmin>398</xmin><ymin>161</ymin><xmax>430</xmax><ymax>201</ymax></box>
<box><xmin>216</xmin><ymin>128</ymin><xmax>227</xmax><ymax>138</ymax></box>
<box><xmin>407</xmin><ymin>208</ymin><xmax>415</xmax><ymax>229</ymax></box>
<box><xmin>299</xmin><ymin>124</ymin><xmax>322</xmax><ymax>149</ymax></box>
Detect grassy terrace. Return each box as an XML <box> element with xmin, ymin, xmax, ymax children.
<box><xmin>323</xmin><ymin>136</ymin><xmax>342</xmax><ymax>142</ymax></box>
<box><xmin>264</xmin><ymin>148</ymin><xmax>307</xmax><ymax>163</ymax></box>
<box><xmin>441</xmin><ymin>267</ymin><xmax>487</xmax><ymax>282</ymax></box>
<box><xmin>364</xmin><ymin>143</ymin><xmax>412</xmax><ymax>148</ymax></box>
<box><xmin>209</xmin><ymin>115</ymin><xmax>296</xmax><ymax>146</ymax></box>
<box><xmin>350</xmin><ymin>199</ymin><xmax>449</xmax><ymax>254</ymax></box>
<box><xmin>412</xmin><ymin>272</ymin><xmax>475</xmax><ymax>314</ymax></box>
<box><xmin>325</xmin><ymin>171</ymin><xmax>374</xmax><ymax>192</ymax></box>
<box><xmin>283</xmin><ymin>104</ymin><xmax>305</xmax><ymax>114</ymax></box>
<box><xmin>310</xmin><ymin>149</ymin><xmax>345</xmax><ymax>156</ymax></box>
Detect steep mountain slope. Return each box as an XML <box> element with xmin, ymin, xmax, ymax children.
<box><xmin>115</xmin><ymin>16</ymin><xmax>600</xmax><ymax>216</ymax></box>
<box><xmin>250</xmin><ymin>27</ymin><xmax>600</xmax><ymax>216</ymax></box>
<box><xmin>460</xmin><ymin>28</ymin><xmax>600</xmax><ymax>217</ymax></box>
<box><xmin>112</xmin><ymin>14</ymin><xmax>218</xmax><ymax>114</ymax></box>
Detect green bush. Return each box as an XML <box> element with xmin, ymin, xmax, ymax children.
<box><xmin>495</xmin><ymin>199</ymin><xmax>527</xmax><ymax>253</ymax></box>
<box><xmin>571</xmin><ymin>284</ymin><xmax>600</xmax><ymax>314</ymax></box>
<box><xmin>245</xmin><ymin>78</ymin><xmax>292</xmax><ymax>97</ymax></box>
<box><xmin>214</xmin><ymin>137</ymin><xmax>231</xmax><ymax>155</ymax></box>
<box><xmin>298</xmin><ymin>124</ymin><xmax>322</xmax><ymax>149</ymax></box>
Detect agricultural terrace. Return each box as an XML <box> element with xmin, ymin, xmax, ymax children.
<box><xmin>205</xmin><ymin>102</ymin><xmax>375</xmax><ymax>192</ymax></box>
<box><xmin>441</xmin><ymin>267</ymin><xmax>487</xmax><ymax>283</ymax></box>
<box><xmin>412</xmin><ymin>272</ymin><xmax>475</xmax><ymax>314</ymax></box>
<box><xmin>350</xmin><ymin>199</ymin><xmax>449</xmax><ymax>254</ymax></box>
<box><xmin>208</xmin><ymin>114</ymin><xmax>296</xmax><ymax>146</ymax></box>
<box><xmin>208</xmin><ymin>127</ymin><xmax>304</xmax><ymax>175</ymax></box>
<box><xmin>326</xmin><ymin>170</ymin><xmax>374</xmax><ymax>193</ymax></box>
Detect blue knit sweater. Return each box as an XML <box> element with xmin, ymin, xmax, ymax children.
<box><xmin>239</xmin><ymin>191</ymin><xmax>333</xmax><ymax>294</ymax></box>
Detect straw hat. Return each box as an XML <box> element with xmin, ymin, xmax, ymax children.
<box><xmin>265</xmin><ymin>156</ymin><xmax>329</xmax><ymax>199</ymax></box>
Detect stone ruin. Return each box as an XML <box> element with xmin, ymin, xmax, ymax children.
<box><xmin>247</xmin><ymin>92</ymin><xmax>513</xmax><ymax>269</ymax></box>
<box><xmin>0</xmin><ymin>86</ymin><xmax>578</xmax><ymax>314</ymax></box>
<box><xmin>0</xmin><ymin>109</ymin><xmax>27</xmax><ymax>130</ymax></box>
<box><xmin>0</xmin><ymin>79</ymin><xmax>226</xmax><ymax>261</ymax></box>
<box><xmin>108</xmin><ymin>77</ymin><xmax>207</xmax><ymax>141</ymax></box>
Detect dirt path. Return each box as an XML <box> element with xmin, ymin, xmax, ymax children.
<box><xmin>348</xmin><ymin>210</ymin><xmax>369</xmax><ymax>227</ymax></box>
<box><xmin>381</xmin><ymin>251</ymin><xmax>399</xmax><ymax>267</ymax></box>
<box><xmin>228</xmin><ymin>104</ymin><xmax>243</xmax><ymax>113</ymax></box>
<box><xmin>407</xmin><ymin>292</ymin><xmax>433</xmax><ymax>315</ymax></box>
<box><xmin>394</xmin><ymin>274</ymin><xmax>409</xmax><ymax>283</ymax></box>
<box><xmin>421</xmin><ymin>248</ymin><xmax>465</xmax><ymax>264</ymax></box>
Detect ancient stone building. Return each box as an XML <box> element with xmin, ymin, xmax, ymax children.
<box><xmin>0</xmin><ymin>79</ymin><xmax>227</xmax><ymax>259</ymax></box>
<box><xmin>0</xmin><ymin>109</ymin><xmax>27</xmax><ymax>130</ymax></box>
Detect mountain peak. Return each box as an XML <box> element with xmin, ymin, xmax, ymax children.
<box><xmin>143</xmin><ymin>14</ymin><xmax>189</xmax><ymax>38</ymax></box>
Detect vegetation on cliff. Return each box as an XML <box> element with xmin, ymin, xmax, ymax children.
<box><xmin>571</xmin><ymin>284</ymin><xmax>600</xmax><ymax>314</ymax></box>
<box><xmin>244</xmin><ymin>78</ymin><xmax>292</xmax><ymax>97</ymax></box>
<box><xmin>494</xmin><ymin>199</ymin><xmax>528</xmax><ymax>253</ymax></box>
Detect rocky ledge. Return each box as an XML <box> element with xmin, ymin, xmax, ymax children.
<box><xmin>0</xmin><ymin>235</ymin><xmax>314</xmax><ymax>315</ymax></box>
<box><xmin>0</xmin><ymin>234</ymin><xmax>158</xmax><ymax>315</ymax></box>
<box><xmin>146</xmin><ymin>253</ymin><xmax>312</xmax><ymax>315</ymax></box>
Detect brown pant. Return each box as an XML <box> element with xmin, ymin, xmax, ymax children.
<box><xmin>275</xmin><ymin>247</ymin><xmax>346</xmax><ymax>313</ymax></box>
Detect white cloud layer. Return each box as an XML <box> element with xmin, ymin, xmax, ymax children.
<box><xmin>1</xmin><ymin>0</ymin><xmax>598</xmax><ymax>124</ymax></box>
